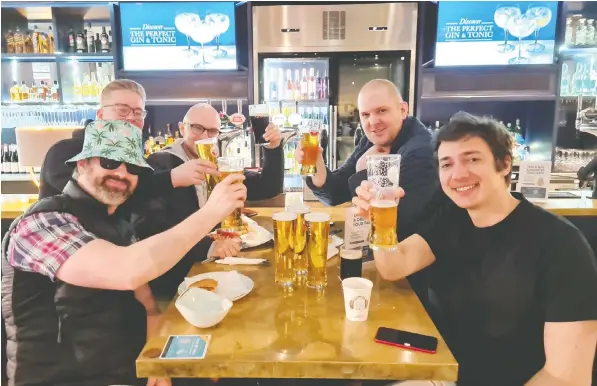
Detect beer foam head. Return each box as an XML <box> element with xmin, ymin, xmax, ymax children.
<box><xmin>195</xmin><ymin>138</ymin><xmax>217</xmax><ymax>145</ymax></box>
<box><xmin>272</xmin><ymin>211</ymin><xmax>298</xmax><ymax>222</ymax></box>
<box><xmin>340</xmin><ymin>247</ymin><xmax>362</xmax><ymax>260</ymax></box>
<box><xmin>218</xmin><ymin>166</ymin><xmax>243</xmax><ymax>173</ymax></box>
<box><xmin>287</xmin><ymin>203</ymin><xmax>311</xmax><ymax>215</ymax></box>
<box><xmin>305</xmin><ymin>212</ymin><xmax>331</xmax><ymax>223</ymax></box>
<box><xmin>371</xmin><ymin>199</ymin><xmax>398</xmax><ymax>208</ymax></box>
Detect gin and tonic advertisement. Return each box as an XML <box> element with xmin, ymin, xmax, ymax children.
<box><xmin>120</xmin><ymin>2</ymin><xmax>237</xmax><ymax>71</ymax></box>
<box><xmin>435</xmin><ymin>1</ymin><xmax>558</xmax><ymax>66</ymax></box>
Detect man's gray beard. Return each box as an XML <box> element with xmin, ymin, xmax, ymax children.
<box><xmin>94</xmin><ymin>184</ymin><xmax>132</xmax><ymax>206</ymax></box>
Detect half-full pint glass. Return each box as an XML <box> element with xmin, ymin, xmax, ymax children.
<box><xmin>195</xmin><ymin>137</ymin><xmax>219</xmax><ymax>195</ymax></box>
<box><xmin>273</xmin><ymin>211</ymin><xmax>297</xmax><ymax>288</ymax></box>
<box><xmin>288</xmin><ymin>203</ymin><xmax>310</xmax><ymax>276</ymax></box>
<box><xmin>300</xmin><ymin>127</ymin><xmax>320</xmax><ymax>176</ymax></box>
<box><xmin>367</xmin><ymin>154</ymin><xmax>400</xmax><ymax>251</ymax></box>
<box><xmin>305</xmin><ymin>212</ymin><xmax>330</xmax><ymax>289</ymax></box>
<box><xmin>217</xmin><ymin>156</ymin><xmax>245</xmax><ymax>232</ymax></box>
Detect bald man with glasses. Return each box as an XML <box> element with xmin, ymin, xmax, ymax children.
<box><xmin>133</xmin><ymin>103</ymin><xmax>285</xmax><ymax>298</ymax></box>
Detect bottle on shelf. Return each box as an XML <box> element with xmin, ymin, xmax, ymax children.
<box><xmin>47</xmin><ymin>26</ymin><xmax>54</xmax><ymax>53</ymax></box>
<box><xmin>73</xmin><ymin>77</ymin><xmax>82</xmax><ymax>102</ymax></box>
<box><xmin>89</xmin><ymin>73</ymin><xmax>99</xmax><ymax>102</ymax></box>
<box><xmin>100</xmin><ymin>26</ymin><xmax>110</xmax><ymax>53</ymax></box>
<box><xmin>81</xmin><ymin>73</ymin><xmax>91</xmax><ymax>101</ymax></box>
<box><xmin>10</xmin><ymin>81</ymin><xmax>21</xmax><ymax>102</ymax></box>
<box><xmin>51</xmin><ymin>80</ymin><xmax>60</xmax><ymax>102</ymax></box>
<box><xmin>86</xmin><ymin>23</ymin><xmax>95</xmax><ymax>53</ymax></box>
<box><xmin>14</xmin><ymin>27</ymin><xmax>24</xmax><ymax>53</ymax></box>
<box><xmin>576</xmin><ymin>18</ymin><xmax>587</xmax><ymax>46</ymax></box>
<box><xmin>565</xmin><ymin>18</ymin><xmax>574</xmax><ymax>46</ymax></box>
<box><xmin>32</xmin><ymin>25</ymin><xmax>40</xmax><ymax>53</ymax></box>
<box><xmin>19</xmin><ymin>81</ymin><xmax>29</xmax><ymax>101</ymax></box>
<box><xmin>321</xmin><ymin>70</ymin><xmax>329</xmax><ymax>99</ymax></box>
<box><xmin>154</xmin><ymin>131</ymin><xmax>165</xmax><ymax>150</ymax></box>
<box><xmin>573</xmin><ymin>62</ymin><xmax>583</xmax><ymax>95</ymax></box>
<box><xmin>587</xmin><ymin>19</ymin><xmax>596</xmax><ymax>45</ymax></box>
<box><xmin>561</xmin><ymin>63</ymin><xmax>570</xmax><ymax>96</ymax></box>
<box><xmin>269</xmin><ymin>68</ymin><xmax>278</xmax><ymax>101</ymax></box>
<box><xmin>315</xmin><ymin>70</ymin><xmax>322</xmax><ymax>100</ymax></box>
<box><xmin>300</xmin><ymin>68</ymin><xmax>308</xmax><ymax>100</ymax></box>
<box><xmin>165</xmin><ymin>124</ymin><xmax>174</xmax><ymax>145</ymax></box>
<box><xmin>10</xmin><ymin>145</ymin><xmax>19</xmax><ymax>174</ymax></box>
<box><xmin>68</xmin><ymin>27</ymin><xmax>76</xmax><ymax>53</ymax></box>
<box><xmin>95</xmin><ymin>33</ymin><xmax>101</xmax><ymax>53</ymax></box>
<box><xmin>285</xmin><ymin>69</ymin><xmax>293</xmax><ymax>100</ymax></box>
<box><xmin>29</xmin><ymin>82</ymin><xmax>38</xmax><ymax>102</ymax></box>
<box><xmin>308</xmin><ymin>67</ymin><xmax>316</xmax><ymax>100</ymax></box>
<box><xmin>108</xmin><ymin>29</ymin><xmax>112</xmax><ymax>50</ymax></box>
<box><xmin>76</xmin><ymin>30</ymin><xmax>85</xmax><ymax>53</ymax></box>
<box><xmin>2</xmin><ymin>144</ymin><xmax>11</xmax><ymax>174</ymax></box>
<box><xmin>6</xmin><ymin>30</ymin><xmax>15</xmax><ymax>53</ymax></box>
<box><xmin>293</xmin><ymin>69</ymin><xmax>301</xmax><ymax>101</ymax></box>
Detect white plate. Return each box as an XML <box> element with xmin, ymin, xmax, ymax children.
<box><xmin>178</xmin><ymin>271</ymin><xmax>254</xmax><ymax>301</ymax></box>
<box><xmin>241</xmin><ymin>216</ymin><xmax>273</xmax><ymax>249</ymax></box>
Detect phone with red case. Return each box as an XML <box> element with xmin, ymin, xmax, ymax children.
<box><xmin>375</xmin><ymin>327</ymin><xmax>438</xmax><ymax>354</ymax></box>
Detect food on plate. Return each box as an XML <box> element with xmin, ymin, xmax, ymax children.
<box><xmin>189</xmin><ymin>279</ymin><xmax>218</xmax><ymax>292</ymax></box>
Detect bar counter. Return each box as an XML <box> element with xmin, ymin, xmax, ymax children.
<box><xmin>136</xmin><ymin>207</ymin><xmax>459</xmax><ymax>381</ymax></box>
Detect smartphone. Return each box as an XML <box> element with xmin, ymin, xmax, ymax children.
<box><xmin>375</xmin><ymin>327</ymin><xmax>438</xmax><ymax>354</ymax></box>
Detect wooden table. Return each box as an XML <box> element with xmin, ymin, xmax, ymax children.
<box><xmin>136</xmin><ymin>207</ymin><xmax>458</xmax><ymax>381</ymax></box>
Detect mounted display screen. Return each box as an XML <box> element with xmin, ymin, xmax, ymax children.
<box><xmin>120</xmin><ymin>2</ymin><xmax>237</xmax><ymax>71</ymax></box>
<box><xmin>435</xmin><ymin>1</ymin><xmax>558</xmax><ymax>66</ymax></box>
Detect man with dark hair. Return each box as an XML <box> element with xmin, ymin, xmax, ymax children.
<box><xmin>352</xmin><ymin>112</ymin><xmax>597</xmax><ymax>386</ymax></box>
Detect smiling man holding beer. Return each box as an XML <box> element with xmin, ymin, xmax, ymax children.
<box><xmin>297</xmin><ymin>79</ymin><xmax>438</xmax><ymax>241</ymax></box>
<box><xmin>133</xmin><ymin>103</ymin><xmax>285</xmax><ymax>298</ymax></box>
<box><xmin>352</xmin><ymin>113</ymin><xmax>597</xmax><ymax>386</ymax></box>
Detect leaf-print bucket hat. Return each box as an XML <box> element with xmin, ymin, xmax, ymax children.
<box><xmin>66</xmin><ymin>119</ymin><xmax>153</xmax><ymax>171</ymax></box>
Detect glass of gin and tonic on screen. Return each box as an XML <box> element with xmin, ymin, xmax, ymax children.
<box><xmin>494</xmin><ymin>5</ymin><xmax>521</xmax><ymax>53</ymax></box>
<box><xmin>367</xmin><ymin>154</ymin><xmax>400</xmax><ymax>251</ymax></box>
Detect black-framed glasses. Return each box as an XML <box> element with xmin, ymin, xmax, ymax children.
<box><xmin>99</xmin><ymin>157</ymin><xmax>144</xmax><ymax>176</ymax></box>
<box><xmin>102</xmin><ymin>104</ymin><xmax>148</xmax><ymax>119</ymax></box>
<box><xmin>184</xmin><ymin>123</ymin><xmax>220</xmax><ymax>138</ymax></box>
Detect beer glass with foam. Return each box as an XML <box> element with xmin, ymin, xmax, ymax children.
<box><xmin>366</xmin><ymin>154</ymin><xmax>400</xmax><ymax>251</ymax></box>
<box><xmin>249</xmin><ymin>104</ymin><xmax>270</xmax><ymax>146</ymax></box>
<box><xmin>299</xmin><ymin>123</ymin><xmax>320</xmax><ymax>176</ymax></box>
<box><xmin>305</xmin><ymin>212</ymin><xmax>330</xmax><ymax>289</ymax></box>
<box><xmin>217</xmin><ymin>156</ymin><xmax>245</xmax><ymax>232</ymax></box>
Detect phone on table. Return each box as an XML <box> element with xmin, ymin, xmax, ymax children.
<box><xmin>375</xmin><ymin>327</ymin><xmax>438</xmax><ymax>354</ymax></box>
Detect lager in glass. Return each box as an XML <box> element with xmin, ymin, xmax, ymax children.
<box><xmin>305</xmin><ymin>212</ymin><xmax>330</xmax><ymax>289</ymax></box>
<box><xmin>273</xmin><ymin>211</ymin><xmax>297</xmax><ymax>288</ymax></box>
<box><xmin>195</xmin><ymin>137</ymin><xmax>219</xmax><ymax>195</ymax></box>
<box><xmin>217</xmin><ymin>156</ymin><xmax>245</xmax><ymax>232</ymax></box>
<box><xmin>288</xmin><ymin>203</ymin><xmax>310</xmax><ymax>276</ymax></box>
<box><xmin>300</xmin><ymin>128</ymin><xmax>320</xmax><ymax>176</ymax></box>
<box><xmin>369</xmin><ymin>200</ymin><xmax>398</xmax><ymax>250</ymax></box>
<box><xmin>367</xmin><ymin>154</ymin><xmax>400</xmax><ymax>251</ymax></box>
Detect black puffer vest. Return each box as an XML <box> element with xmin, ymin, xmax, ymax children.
<box><xmin>1</xmin><ymin>180</ymin><xmax>147</xmax><ymax>386</ymax></box>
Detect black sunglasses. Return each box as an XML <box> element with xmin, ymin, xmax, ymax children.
<box><xmin>99</xmin><ymin>157</ymin><xmax>144</xmax><ymax>176</ymax></box>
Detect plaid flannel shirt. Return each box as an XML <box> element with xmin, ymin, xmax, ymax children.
<box><xmin>7</xmin><ymin>212</ymin><xmax>97</xmax><ymax>280</ymax></box>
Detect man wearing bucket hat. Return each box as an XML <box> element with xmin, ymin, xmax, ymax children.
<box><xmin>2</xmin><ymin>120</ymin><xmax>247</xmax><ymax>386</ymax></box>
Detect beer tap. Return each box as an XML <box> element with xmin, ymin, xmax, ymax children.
<box><xmin>218</xmin><ymin>99</ymin><xmax>246</xmax><ymax>156</ymax></box>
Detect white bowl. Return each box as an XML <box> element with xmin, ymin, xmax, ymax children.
<box><xmin>175</xmin><ymin>288</ymin><xmax>233</xmax><ymax>328</ymax></box>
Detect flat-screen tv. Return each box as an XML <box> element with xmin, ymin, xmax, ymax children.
<box><xmin>119</xmin><ymin>2</ymin><xmax>237</xmax><ymax>71</ymax></box>
<box><xmin>435</xmin><ymin>1</ymin><xmax>558</xmax><ymax>67</ymax></box>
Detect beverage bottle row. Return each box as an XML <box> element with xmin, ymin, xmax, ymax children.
<box><xmin>561</xmin><ymin>60</ymin><xmax>597</xmax><ymax>96</ymax></box>
<box><xmin>565</xmin><ymin>16</ymin><xmax>597</xmax><ymax>46</ymax></box>
<box><xmin>4</xmin><ymin>25</ymin><xmax>55</xmax><ymax>54</ymax></box>
<box><xmin>267</xmin><ymin>105</ymin><xmax>329</xmax><ymax>127</ymax></box>
<box><xmin>1</xmin><ymin>144</ymin><xmax>27</xmax><ymax>174</ymax></box>
<box><xmin>73</xmin><ymin>65</ymin><xmax>114</xmax><ymax>103</ymax></box>
<box><xmin>9</xmin><ymin>80</ymin><xmax>60</xmax><ymax>103</ymax></box>
<box><xmin>144</xmin><ymin>124</ymin><xmax>179</xmax><ymax>157</ymax></box>
<box><xmin>68</xmin><ymin>24</ymin><xmax>111</xmax><ymax>54</ymax></box>
<box><xmin>265</xmin><ymin>67</ymin><xmax>329</xmax><ymax>101</ymax></box>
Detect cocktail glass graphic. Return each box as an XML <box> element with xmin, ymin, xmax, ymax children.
<box><xmin>175</xmin><ymin>13</ymin><xmax>201</xmax><ymax>54</ymax></box>
<box><xmin>507</xmin><ymin>13</ymin><xmax>537</xmax><ymax>64</ymax></box>
<box><xmin>190</xmin><ymin>20</ymin><xmax>216</xmax><ymax>68</ymax></box>
<box><xmin>205</xmin><ymin>13</ymin><xmax>230</xmax><ymax>58</ymax></box>
<box><xmin>526</xmin><ymin>5</ymin><xmax>552</xmax><ymax>53</ymax></box>
<box><xmin>494</xmin><ymin>5</ymin><xmax>522</xmax><ymax>53</ymax></box>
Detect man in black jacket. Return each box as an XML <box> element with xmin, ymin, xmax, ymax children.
<box><xmin>133</xmin><ymin>103</ymin><xmax>285</xmax><ymax>298</ymax></box>
<box><xmin>38</xmin><ymin>79</ymin><xmax>210</xmax><ymax>204</ymax></box>
<box><xmin>298</xmin><ymin>79</ymin><xmax>439</xmax><ymax>241</ymax></box>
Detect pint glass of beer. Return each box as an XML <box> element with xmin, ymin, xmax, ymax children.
<box><xmin>367</xmin><ymin>154</ymin><xmax>400</xmax><ymax>251</ymax></box>
<box><xmin>288</xmin><ymin>203</ymin><xmax>310</xmax><ymax>276</ymax></box>
<box><xmin>249</xmin><ymin>104</ymin><xmax>270</xmax><ymax>145</ymax></box>
<box><xmin>195</xmin><ymin>137</ymin><xmax>219</xmax><ymax>195</ymax></box>
<box><xmin>217</xmin><ymin>156</ymin><xmax>245</xmax><ymax>232</ymax></box>
<box><xmin>305</xmin><ymin>212</ymin><xmax>330</xmax><ymax>289</ymax></box>
<box><xmin>272</xmin><ymin>211</ymin><xmax>297</xmax><ymax>288</ymax></box>
<box><xmin>300</xmin><ymin>125</ymin><xmax>320</xmax><ymax>176</ymax></box>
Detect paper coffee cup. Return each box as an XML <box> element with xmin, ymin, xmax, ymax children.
<box><xmin>342</xmin><ymin>277</ymin><xmax>373</xmax><ymax>322</ymax></box>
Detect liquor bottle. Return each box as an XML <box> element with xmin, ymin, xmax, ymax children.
<box><xmin>100</xmin><ymin>26</ymin><xmax>110</xmax><ymax>53</ymax></box>
<box><xmin>19</xmin><ymin>81</ymin><xmax>29</xmax><ymax>101</ymax></box>
<box><xmin>154</xmin><ymin>131</ymin><xmax>165</xmax><ymax>149</ymax></box>
<box><xmin>32</xmin><ymin>27</ymin><xmax>40</xmax><ymax>53</ymax></box>
<box><xmin>573</xmin><ymin>62</ymin><xmax>583</xmax><ymax>95</ymax></box>
<box><xmin>81</xmin><ymin>73</ymin><xmax>91</xmax><ymax>101</ymax></box>
<box><xmin>76</xmin><ymin>30</ymin><xmax>84</xmax><ymax>52</ymax></box>
<box><xmin>285</xmin><ymin>69</ymin><xmax>293</xmax><ymax>100</ymax></box>
<box><xmin>38</xmin><ymin>81</ymin><xmax>46</xmax><ymax>101</ymax></box>
<box><xmin>95</xmin><ymin>33</ymin><xmax>101</xmax><ymax>53</ymax></box>
<box><xmin>82</xmin><ymin>29</ymin><xmax>88</xmax><ymax>52</ymax></box>
<box><xmin>89</xmin><ymin>73</ymin><xmax>99</xmax><ymax>101</ymax></box>
<box><xmin>10</xmin><ymin>81</ymin><xmax>20</xmax><ymax>102</ymax></box>
<box><xmin>108</xmin><ymin>29</ymin><xmax>112</xmax><ymax>51</ymax></box>
<box><xmin>300</xmin><ymin>68</ymin><xmax>308</xmax><ymax>100</ymax></box>
<box><xmin>308</xmin><ymin>68</ymin><xmax>316</xmax><ymax>100</ymax></box>
<box><xmin>10</xmin><ymin>145</ymin><xmax>19</xmax><ymax>174</ymax></box>
<box><xmin>322</xmin><ymin>70</ymin><xmax>329</xmax><ymax>99</ymax></box>
<box><xmin>144</xmin><ymin>136</ymin><xmax>155</xmax><ymax>158</ymax></box>
<box><xmin>561</xmin><ymin>63</ymin><xmax>570</xmax><ymax>96</ymax></box>
<box><xmin>51</xmin><ymin>80</ymin><xmax>60</xmax><ymax>102</ymax></box>
<box><xmin>68</xmin><ymin>28</ymin><xmax>76</xmax><ymax>53</ymax></box>
<box><xmin>576</xmin><ymin>19</ymin><xmax>587</xmax><ymax>46</ymax></box>
<box><xmin>73</xmin><ymin>77</ymin><xmax>82</xmax><ymax>102</ymax></box>
<box><xmin>47</xmin><ymin>26</ymin><xmax>54</xmax><ymax>53</ymax></box>
<box><xmin>6</xmin><ymin>30</ymin><xmax>15</xmax><ymax>53</ymax></box>
<box><xmin>29</xmin><ymin>82</ymin><xmax>38</xmax><ymax>102</ymax></box>
<box><xmin>269</xmin><ymin>69</ymin><xmax>278</xmax><ymax>101</ymax></box>
<box><xmin>565</xmin><ymin>18</ymin><xmax>574</xmax><ymax>46</ymax></box>
<box><xmin>86</xmin><ymin>23</ymin><xmax>95</xmax><ymax>53</ymax></box>
<box><xmin>165</xmin><ymin>124</ymin><xmax>174</xmax><ymax>145</ymax></box>
<box><xmin>293</xmin><ymin>69</ymin><xmax>301</xmax><ymax>100</ymax></box>
<box><xmin>315</xmin><ymin>70</ymin><xmax>322</xmax><ymax>100</ymax></box>
<box><xmin>14</xmin><ymin>27</ymin><xmax>24</xmax><ymax>53</ymax></box>
<box><xmin>2</xmin><ymin>144</ymin><xmax>11</xmax><ymax>174</ymax></box>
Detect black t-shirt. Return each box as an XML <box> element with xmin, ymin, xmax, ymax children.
<box><xmin>419</xmin><ymin>193</ymin><xmax>597</xmax><ymax>386</ymax></box>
